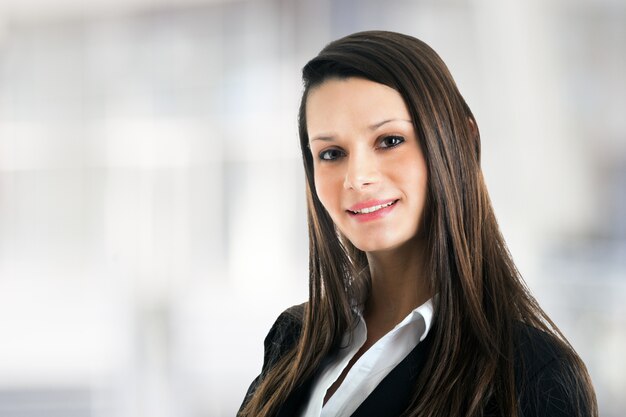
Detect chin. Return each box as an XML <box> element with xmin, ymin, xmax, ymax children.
<box><xmin>345</xmin><ymin>229</ymin><xmax>422</xmax><ymax>254</ymax></box>
<box><xmin>348</xmin><ymin>237</ymin><xmax>402</xmax><ymax>254</ymax></box>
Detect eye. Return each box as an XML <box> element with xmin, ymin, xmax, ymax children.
<box><xmin>318</xmin><ymin>148</ymin><xmax>346</xmax><ymax>161</ymax></box>
<box><xmin>379</xmin><ymin>135</ymin><xmax>405</xmax><ymax>149</ymax></box>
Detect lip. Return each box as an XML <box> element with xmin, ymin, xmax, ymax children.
<box><xmin>347</xmin><ymin>198</ymin><xmax>398</xmax><ymax>212</ymax></box>
<box><xmin>346</xmin><ymin>198</ymin><xmax>399</xmax><ymax>222</ymax></box>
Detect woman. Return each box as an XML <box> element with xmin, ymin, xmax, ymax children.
<box><xmin>238</xmin><ymin>31</ymin><xmax>597</xmax><ymax>417</ymax></box>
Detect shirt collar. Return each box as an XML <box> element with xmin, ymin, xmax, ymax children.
<box><xmin>350</xmin><ymin>295</ymin><xmax>437</xmax><ymax>343</ymax></box>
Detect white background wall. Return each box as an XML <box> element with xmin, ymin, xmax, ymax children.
<box><xmin>0</xmin><ymin>0</ymin><xmax>624</xmax><ymax>416</ymax></box>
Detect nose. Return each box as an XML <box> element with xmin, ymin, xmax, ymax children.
<box><xmin>343</xmin><ymin>149</ymin><xmax>380</xmax><ymax>191</ymax></box>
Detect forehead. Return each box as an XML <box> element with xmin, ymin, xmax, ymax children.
<box><xmin>305</xmin><ymin>77</ymin><xmax>410</xmax><ymax>133</ymax></box>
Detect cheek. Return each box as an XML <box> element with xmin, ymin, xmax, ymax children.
<box><xmin>314</xmin><ymin>168</ymin><xmax>342</xmax><ymax>215</ymax></box>
<box><xmin>410</xmin><ymin>168</ymin><xmax>428</xmax><ymax>192</ymax></box>
<box><xmin>389</xmin><ymin>152</ymin><xmax>428</xmax><ymax>205</ymax></box>
<box><xmin>410</xmin><ymin>169</ymin><xmax>429</xmax><ymax>214</ymax></box>
<box><xmin>401</xmin><ymin>147</ymin><xmax>427</xmax><ymax>184</ymax></box>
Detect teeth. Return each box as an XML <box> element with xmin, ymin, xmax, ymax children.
<box><xmin>352</xmin><ymin>200</ymin><xmax>395</xmax><ymax>214</ymax></box>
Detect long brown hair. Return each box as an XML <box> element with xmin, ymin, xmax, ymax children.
<box><xmin>240</xmin><ymin>30</ymin><xmax>597</xmax><ymax>417</ymax></box>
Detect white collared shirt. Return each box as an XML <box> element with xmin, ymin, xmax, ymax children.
<box><xmin>300</xmin><ymin>297</ymin><xmax>435</xmax><ymax>417</ymax></box>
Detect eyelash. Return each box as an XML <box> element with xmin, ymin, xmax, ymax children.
<box><xmin>317</xmin><ymin>135</ymin><xmax>406</xmax><ymax>162</ymax></box>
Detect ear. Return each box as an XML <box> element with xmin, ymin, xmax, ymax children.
<box><xmin>467</xmin><ymin>117</ymin><xmax>481</xmax><ymax>161</ymax></box>
<box><xmin>468</xmin><ymin>117</ymin><xmax>478</xmax><ymax>137</ymax></box>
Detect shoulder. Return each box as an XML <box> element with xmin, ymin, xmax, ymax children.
<box><xmin>238</xmin><ymin>303</ymin><xmax>307</xmax><ymax>415</ymax></box>
<box><xmin>512</xmin><ymin>323</ymin><xmax>594</xmax><ymax>417</ymax></box>
<box><xmin>513</xmin><ymin>322</ymin><xmax>567</xmax><ymax>380</ymax></box>
<box><xmin>266</xmin><ymin>302</ymin><xmax>306</xmax><ymax>344</ymax></box>
<box><xmin>260</xmin><ymin>303</ymin><xmax>307</xmax><ymax>375</ymax></box>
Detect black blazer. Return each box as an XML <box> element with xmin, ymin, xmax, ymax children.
<box><xmin>239</xmin><ymin>303</ymin><xmax>591</xmax><ymax>417</ymax></box>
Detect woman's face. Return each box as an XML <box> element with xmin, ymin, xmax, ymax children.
<box><xmin>306</xmin><ymin>77</ymin><xmax>428</xmax><ymax>253</ymax></box>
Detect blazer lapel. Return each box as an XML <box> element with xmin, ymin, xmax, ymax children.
<box><xmin>350</xmin><ymin>329</ymin><xmax>435</xmax><ymax>417</ymax></box>
<box><xmin>275</xmin><ymin>322</ymin><xmax>436</xmax><ymax>417</ymax></box>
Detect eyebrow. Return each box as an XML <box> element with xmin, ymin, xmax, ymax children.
<box><xmin>309</xmin><ymin>118</ymin><xmax>413</xmax><ymax>142</ymax></box>
<box><xmin>370</xmin><ymin>118</ymin><xmax>412</xmax><ymax>130</ymax></box>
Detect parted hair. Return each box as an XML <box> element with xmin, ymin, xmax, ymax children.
<box><xmin>239</xmin><ymin>30</ymin><xmax>597</xmax><ymax>417</ymax></box>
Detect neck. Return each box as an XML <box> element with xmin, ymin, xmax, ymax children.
<box><xmin>364</xmin><ymin>237</ymin><xmax>431</xmax><ymax>329</ymax></box>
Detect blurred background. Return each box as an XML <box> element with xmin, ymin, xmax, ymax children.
<box><xmin>0</xmin><ymin>0</ymin><xmax>624</xmax><ymax>416</ymax></box>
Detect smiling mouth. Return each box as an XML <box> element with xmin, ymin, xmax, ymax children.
<box><xmin>348</xmin><ymin>200</ymin><xmax>398</xmax><ymax>214</ymax></box>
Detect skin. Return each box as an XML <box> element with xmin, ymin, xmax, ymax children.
<box><xmin>306</xmin><ymin>77</ymin><xmax>433</xmax><ymax>403</ymax></box>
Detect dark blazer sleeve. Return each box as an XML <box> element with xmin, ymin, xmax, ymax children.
<box><xmin>518</xmin><ymin>356</ymin><xmax>593</xmax><ymax>417</ymax></box>
<box><xmin>515</xmin><ymin>325</ymin><xmax>594</xmax><ymax>417</ymax></box>
<box><xmin>237</xmin><ymin>303</ymin><xmax>305</xmax><ymax>416</ymax></box>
